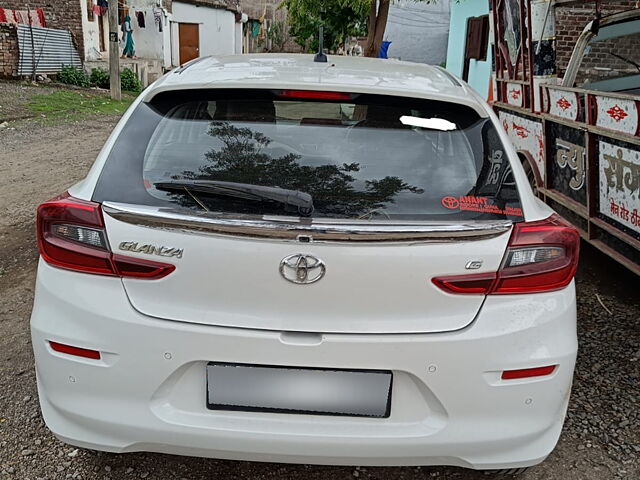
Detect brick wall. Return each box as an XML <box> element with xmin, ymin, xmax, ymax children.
<box><xmin>555</xmin><ymin>0</ymin><xmax>638</xmax><ymax>76</ymax></box>
<box><xmin>0</xmin><ymin>0</ymin><xmax>84</xmax><ymax>59</ymax></box>
<box><xmin>0</xmin><ymin>23</ymin><xmax>18</xmax><ymax>77</ymax></box>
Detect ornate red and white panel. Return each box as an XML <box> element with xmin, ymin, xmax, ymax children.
<box><xmin>541</xmin><ymin>85</ymin><xmax>549</xmax><ymax>114</ymax></box>
<box><xmin>599</xmin><ymin>140</ymin><xmax>640</xmax><ymax>234</ymax></box>
<box><xmin>593</xmin><ymin>95</ymin><xmax>639</xmax><ymax>136</ymax></box>
<box><xmin>498</xmin><ymin>110</ymin><xmax>545</xmax><ymax>179</ymax></box>
<box><xmin>506</xmin><ymin>83</ymin><xmax>524</xmax><ymax>107</ymax></box>
<box><xmin>534</xmin><ymin>78</ymin><xmax>555</xmax><ymax>114</ymax></box>
<box><xmin>547</xmin><ymin>88</ymin><xmax>580</xmax><ymax>121</ymax></box>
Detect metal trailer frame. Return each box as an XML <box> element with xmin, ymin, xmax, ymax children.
<box><xmin>490</xmin><ymin>0</ymin><xmax>640</xmax><ymax>274</ymax></box>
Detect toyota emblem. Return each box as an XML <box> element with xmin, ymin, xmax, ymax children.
<box><xmin>279</xmin><ymin>254</ymin><xmax>326</xmax><ymax>285</ymax></box>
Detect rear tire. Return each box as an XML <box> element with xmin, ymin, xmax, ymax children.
<box><xmin>483</xmin><ymin>467</ymin><xmax>530</xmax><ymax>476</ymax></box>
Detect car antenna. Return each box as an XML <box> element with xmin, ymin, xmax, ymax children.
<box><xmin>314</xmin><ymin>25</ymin><xmax>327</xmax><ymax>63</ymax></box>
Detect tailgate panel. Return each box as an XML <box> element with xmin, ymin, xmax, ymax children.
<box><xmin>104</xmin><ymin>211</ymin><xmax>511</xmax><ymax>334</ymax></box>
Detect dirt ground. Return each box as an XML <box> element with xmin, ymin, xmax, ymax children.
<box><xmin>0</xmin><ymin>82</ymin><xmax>638</xmax><ymax>480</ymax></box>
<box><xmin>0</xmin><ymin>82</ymin><xmax>58</xmax><ymax>122</ymax></box>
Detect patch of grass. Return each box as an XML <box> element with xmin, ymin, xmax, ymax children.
<box><xmin>27</xmin><ymin>90</ymin><xmax>135</xmax><ymax>123</ymax></box>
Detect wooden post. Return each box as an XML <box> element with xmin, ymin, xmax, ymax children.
<box><xmin>108</xmin><ymin>0</ymin><xmax>121</xmax><ymax>101</ymax></box>
<box><xmin>27</xmin><ymin>7</ymin><xmax>37</xmax><ymax>82</ymax></box>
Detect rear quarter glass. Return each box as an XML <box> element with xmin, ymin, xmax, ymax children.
<box><xmin>92</xmin><ymin>89</ymin><xmax>524</xmax><ymax>222</ymax></box>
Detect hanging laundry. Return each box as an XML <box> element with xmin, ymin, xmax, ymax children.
<box><xmin>97</xmin><ymin>0</ymin><xmax>108</xmax><ymax>16</ymax></box>
<box><xmin>251</xmin><ymin>20</ymin><xmax>260</xmax><ymax>38</ymax></box>
<box><xmin>137</xmin><ymin>11</ymin><xmax>145</xmax><ymax>28</ymax></box>
<box><xmin>0</xmin><ymin>8</ymin><xmax>47</xmax><ymax>27</ymax></box>
<box><xmin>16</xmin><ymin>10</ymin><xmax>31</xmax><ymax>24</ymax></box>
<box><xmin>0</xmin><ymin>8</ymin><xmax>16</xmax><ymax>24</ymax></box>
<box><xmin>36</xmin><ymin>8</ymin><xmax>46</xmax><ymax>26</ymax></box>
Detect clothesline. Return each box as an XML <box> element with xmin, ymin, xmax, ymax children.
<box><xmin>92</xmin><ymin>1</ymin><xmax>164</xmax><ymax>12</ymax></box>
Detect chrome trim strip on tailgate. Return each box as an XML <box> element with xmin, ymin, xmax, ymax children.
<box><xmin>102</xmin><ymin>202</ymin><xmax>513</xmax><ymax>242</ymax></box>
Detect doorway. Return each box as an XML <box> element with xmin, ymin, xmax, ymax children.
<box><xmin>178</xmin><ymin>23</ymin><xmax>199</xmax><ymax>65</ymax></box>
<box><xmin>98</xmin><ymin>15</ymin><xmax>106</xmax><ymax>52</ymax></box>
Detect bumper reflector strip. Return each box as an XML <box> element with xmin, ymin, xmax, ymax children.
<box><xmin>501</xmin><ymin>365</ymin><xmax>556</xmax><ymax>380</ymax></box>
<box><xmin>49</xmin><ymin>341</ymin><xmax>101</xmax><ymax>360</ymax></box>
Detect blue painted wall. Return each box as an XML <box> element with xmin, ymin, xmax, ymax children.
<box><xmin>446</xmin><ymin>0</ymin><xmax>491</xmax><ymax>98</ymax></box>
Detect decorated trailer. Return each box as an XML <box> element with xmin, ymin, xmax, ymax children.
<box><xmin>490</xmin><ymin>0</ymin><xmax>640</xmax><ymax>274</ymax></box>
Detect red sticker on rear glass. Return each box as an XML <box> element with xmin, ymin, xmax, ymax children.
<box><xmin>441</xmin><ymin>196</ymin><xmax>523</xmax><ymax>217</ymax></box>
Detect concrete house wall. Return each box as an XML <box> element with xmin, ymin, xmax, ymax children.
<box><xmin>127</xmin><ymin>0</ymin><xmax>170</xmax><ymax>63</ymax></box>
<box><xmin>171</xmin><ymin>1</ymin><xmax>239</xmax><ymax>65</ymax></box>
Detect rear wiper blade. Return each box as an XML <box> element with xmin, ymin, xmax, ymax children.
<box><xmin>154</xmin><ymin>180</ymin><xmax>314</xmax><ymax>215</ymax></box>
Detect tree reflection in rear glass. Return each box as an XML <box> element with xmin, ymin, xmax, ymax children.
<box><xmin>161</xmin><ymin>120</ymin><xmax>424</xmax><ymax>218</ymax></box>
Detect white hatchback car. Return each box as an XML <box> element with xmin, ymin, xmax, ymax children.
<box><xmin>31</xmin><ymin>55</ymin><xmax>579</xmax><ymax>474</ymax></box>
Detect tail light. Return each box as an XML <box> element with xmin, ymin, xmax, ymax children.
<box><xmin>493</xmin><ymin>214</ymin><xmax>580</xmax><ymax>293</ymax></box>
<box><xmin>37</xmin><ymin>193</ymin><xmax>175</xmax><ymax>279</ymax></box>
<box><xmin>432</xmin><ymin>214</ymin><xmax>579</xmax><ymax>295</ymax></box>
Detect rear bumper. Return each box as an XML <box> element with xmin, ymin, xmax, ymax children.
<box><xmin>31</xmin><ymin>261</ymin><xmax>577</xmax><ymax>470</ymax></box>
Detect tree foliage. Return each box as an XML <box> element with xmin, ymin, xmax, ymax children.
<box><xmin>280</xmin><ymin>0</ymin><xmax>369</xmax><ymax>52</ymax></box>
<box><xmin>282</xmin><ymin>0</ymin><xmax>454</xmax><ymax>57</ymax></box>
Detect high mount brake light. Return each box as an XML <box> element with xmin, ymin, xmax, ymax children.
<box><xmin>275</xmin><ymin>90</ymin><xmax>355</xmax><ymax>101</ymax></box>
<box><xmin>432</xmin><ymin>214</ymin><xmax>580</xmax><ymax>295</ymax></box>
<box><xmin>37</xmin><ymin>193</ymin><xmax>175</xmax><ymax>279</ymax></box>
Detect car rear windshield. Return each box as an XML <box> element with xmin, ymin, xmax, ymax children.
<box><xmin>93</xmin><ymin>89</ymin><xmax>523</xmax><ymax>221</ymax></box>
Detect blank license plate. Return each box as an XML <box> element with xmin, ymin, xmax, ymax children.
<box><xmin>206</xmin><ymin>363</ymin><xmax>392</xmax><ymax>418</ymax></box>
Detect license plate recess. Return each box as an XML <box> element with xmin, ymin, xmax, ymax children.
<box><xmin>206</xmin><ymin>362</ymin><xmax>392</xmax><ymax>418</ymax></box>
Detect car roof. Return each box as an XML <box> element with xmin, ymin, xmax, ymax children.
<box><xmin>145</xmin><ymin>54</ymin><xmax>486</xmax><ymax>115</ymax></box>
